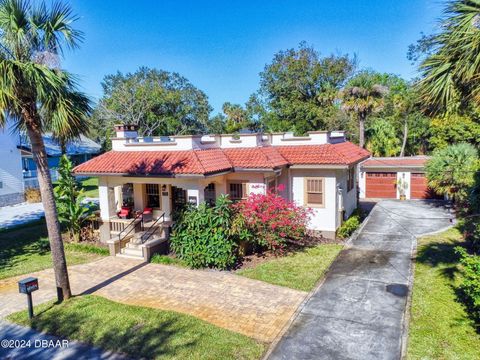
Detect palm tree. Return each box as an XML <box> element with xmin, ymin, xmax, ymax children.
<box><xmin>0</xmin><ymin>0</ymin><xmax>91</xmax><ymax>301</ymax></box>
<box><xmin>418</xmin><ymin>0</ymin><xmax>480</xmax><ymax>113</ymax></box>
<box><xmin>341</xmin><ymin>71</ymin><xmax>388</xmax><ymax>148</ymax></box>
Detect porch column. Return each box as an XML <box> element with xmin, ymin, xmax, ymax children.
<box><xmin>98</xmin><ymin>177</ymin><xmax>118</xmax><ymax>244</ymax></box>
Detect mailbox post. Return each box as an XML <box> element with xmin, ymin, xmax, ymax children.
<box><xmin>18</xmin><ymin>277</ymin><xmax>39</xmax><ymax>319</ymax></box>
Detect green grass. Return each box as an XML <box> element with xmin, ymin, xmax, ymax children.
<box><xmin>150</xmin><ymin>254</ymin><xmax>188</xmax><ymax>267</ymax></box>
<box><xmin>407</xmin><ymin>228</ymin><xmax>480</xmax><ymax>360</ymax></box>
<box><xmin>0</xmin><ymin>221</ymin><xmax>106</xmax><ymax>280</ymax></box>
<box><xmin>237</xmin><ymin>244</ymin><xmax>343</xmax><ymax>292</ymax></box>
<box><xmin>8</xmin><ymin>295</ymin><xmax>265</xmax><ymax>360</ymax></box>
<box><xmin>79</xmin><ymin>177</ymin><xmax>98</xmax><ymax>198</ymax></box>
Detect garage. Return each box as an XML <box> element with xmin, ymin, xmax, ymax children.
<box><xmin>365</xmin><ymin>172</ymin><xmax>397</xmax><ymax>198</ymax></box>
<box><xmin>359</xmin><ymin>156</ymin><xmax>441</xmax><ymax>200</ymax></box>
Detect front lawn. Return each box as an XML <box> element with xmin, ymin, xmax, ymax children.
<box><xmin>0</xmin><ymin>221</ymin><xmax>107</xmax><ymax>280</ymax></box>
<box><xmin>237</xmin><ymin>244</ymin><xmax>343</xmax><ymax>292</ymax></box>
<box><xmin>8</xmin><ymin>295</ymin><xmax>265</xmax><ymax>360</ymax></box>
<box><xmin>407</xmin><ymin>228</ymin><xmax>480</xmax><ymax>360</ymax></box>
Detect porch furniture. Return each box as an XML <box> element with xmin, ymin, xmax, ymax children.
<box><xmin>142</xmin><ymin>207</ymin><xmax>153</xmax><ymax>223</ymax></box>
<box><xmin>118</xmin><ymin>206</ymin><xmax>132</xmax><ymax>219</ymax></box>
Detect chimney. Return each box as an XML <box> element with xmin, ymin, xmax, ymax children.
<box><xmin>114</xmin><ymin>124</ymin><xmax>138</xmax><ymax>139</ymax></box>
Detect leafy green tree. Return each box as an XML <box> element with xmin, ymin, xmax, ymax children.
<box><xmin>0</xmin><ymin>0</ymin><xmax>92</xmax><ymax>300</ymax></box>
<box><xmin>429</xmin><ymin>114</ymin><xmax>480</xmax><ymax>149</ymax></box>
<box><xmin>416</xmin><ymin>0</ymin><xmax>480</xmax><ymax>113</ymax></box>
<box><xmin>222</xmin><ymin>102</ymin><xmax>252</xmax><ymax>133</ymax></box>
<box><xmin>255</xmin><ymin>42</ymin><xmax>356</xmax><ymax>134</ymax></box>
<box><xmin>426</xmin><ymin>143</ymin><xmax>479</xmax><ymax>203</ymax></box>
<box><xmin>366</xmin><ymin>118</ymin><xmax>400</xmax><ymax>156</ymax></box>
<box><xmin>92</xmin><ymin>67</ymin><xmax>212</xmax><ymax>148</ymax></box>
<box><xmin>341</xmin><ymin>70</ymin><xmax>389</xmax><ymax>148</ymax></box>
<box><xmin>54</xmin><ymin>156</ymin><xmax>94</xmax><ymax>242</ymax></box>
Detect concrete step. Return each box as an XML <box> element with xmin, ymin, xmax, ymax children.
<box><xmin>126</xmin><ymin>242</ymin><xmax>142</xmax><ymax>249</ymax></box>
<box><xmin>116</xmin><ymin>253</ymin><xmax>145</xmax><ymax>261</ymax></box>
<box><xmin>120</xmin><ymin>247</ymin><xmax>143</xmax><ymax>257</ymax></box>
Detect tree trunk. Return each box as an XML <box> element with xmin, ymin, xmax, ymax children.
<box><xmin>400</xmin><ymin>118</ymin><xmax>408</xmax><ymax>157</ymax></box>
<box><xmin>358</xmin><ymin>114</ymin><xmax>366</xmax><ymax>148</ymax></box>
<box><xmin>24</xmin><ymin>112</ymin><xmax>72</xmax><ymax>302</ymax></box>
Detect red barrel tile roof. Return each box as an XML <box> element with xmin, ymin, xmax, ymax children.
<box><xmin>361</xmin><ymin>156</ymin><xmax>429</xmax><ymax>168</ymax></box>
<box><xmin>73</xmin><ymin>141</ymin><xmax>370</xmax><ymax>176</ymax></box>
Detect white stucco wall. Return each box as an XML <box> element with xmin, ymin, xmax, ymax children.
<box><xmin>290</xmin><ymin>169</ymin><xmax>338</xmax><ymax>234</ymax></box>
<box><xmin>0</xmin><ymin>127</ymin><xmax>24</xmax><ymax>205</ymax></box>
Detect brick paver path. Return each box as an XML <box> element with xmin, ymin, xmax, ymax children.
<box><xmin>0</xmin><ymin>257</ymin><xmax>306</xmax><ymax>342</ymax></box>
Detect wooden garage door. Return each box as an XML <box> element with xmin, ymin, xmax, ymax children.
<box><xmin>410</xmin><ymin>173</ymin><xmax>440</xmax><ymax>199</ymax></box>
<box><xmin>366</xmin><ymin>172</ymin><xmax>397</xmax><ymax>198</ymax></box>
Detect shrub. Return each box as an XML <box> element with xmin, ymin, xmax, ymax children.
<box><xmin>24</xmin><ymin>187</ymin><xmax>41</xmax><ymax>203</ymax></box>
<box><xmin>232</xmin><ymin>187</ymin><xmax>311</xmax><ymax>254</ymax></box>
<box><xmin>425</xmin><ymin>143</ymin><xmax>479</xmax><ymax>204</ymax></box>
<box><xmin>456</xmin><ymin>247</ymin><xmax>480</xmax><ymax>326</ymax></box>
<box><xmin>64</xmin><ymin>242</ymin><xmax>109</xmax><ymax>256</ymax></box>
<box><xmin>337</xmin><ymin>213</ymin><xmax>361</xmax><ymax>239</ymax></box>
<box><xmin>170</xmin><ymin>195</ymin><xmax>237</xmax><ymax>269</ymax></box>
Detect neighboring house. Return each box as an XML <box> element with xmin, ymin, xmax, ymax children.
<box><xmin>0</xmin><ymin>123</ymin><xmax>101</xmax><ymax>206</ymax></box>
<box><xmin>0</xmin><ymin>127</ymin><xmax>24</xmax><ymax>206</ymax></box>
<box><xmin>359</xmin><ymin>156</ymin><xmax>440</xmax><ymax>200</ymax></box>
<box><xmin>73</xmin><ymin>125</ymin><xmax>369</xmax><ymax>260</ymax></box>
<box><xmin>18</xmin><ymin>133</ymin><xmax>101</xmax><ymax>188</ymax></box>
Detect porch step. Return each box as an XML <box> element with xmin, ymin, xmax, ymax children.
<box><xmin>116</xmin><ymin>253</ymin><xmax>145</xmax><ymax>261</ymax></box>
<box><xmin>120</xmin><ymin>246</ymin><xmax>143</xmax><ymax>258</ymax></box>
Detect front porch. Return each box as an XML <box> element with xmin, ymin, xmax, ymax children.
<box><xmin>96</xmin><ymin>175</ymin><xmax>230</xmax><ymax>261</ymax></box>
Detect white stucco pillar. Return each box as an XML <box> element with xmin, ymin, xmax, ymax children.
<box><xmin>99</xmin><ymin>180</ymin><xmax>117</xmax><ymax>220</ymax></box>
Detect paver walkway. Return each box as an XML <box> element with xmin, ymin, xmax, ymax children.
<box><xmin>268</xmin><ymin>200</ymin><xmax>452</xmax><ymax>360</ymax></box>
<box><xmin>0</xmin><ymin>257</ymin><xmax>306</xmax><ymax>342</ymax></box>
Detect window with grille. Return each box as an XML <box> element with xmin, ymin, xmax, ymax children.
<box><xmin>304</xmin><ymin>178</ymin><xmax>324</xmax><ymax>207</ymax></box>
<box><xmin>229</xmin><ymin>182</ymin><xmax>248</xmax><ymax>201</ymax></box>
<box><xmin>347</xmin><ymin>167</ymin><xmax>355</xmax><ymax>192</ymax></box>
<box><xmin>146</xmin><ymin>184</ymin><xmax>160</xmax><ymax>208</ymax></box>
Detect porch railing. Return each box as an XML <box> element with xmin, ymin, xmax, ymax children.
<box><xmin>140</xmin><ymin>213</ymin><xmax>165</xmax><ymax>244</ymax></box>
<box><xmin>117</xmin><ymin>212</ymin><xmax>143</xmax><ymax>242</ymax></box>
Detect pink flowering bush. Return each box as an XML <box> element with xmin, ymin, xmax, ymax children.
<box><xmin>232</xmin><ymin>185</ymin><xmax>311</xmax><ymax>254</ymax></box>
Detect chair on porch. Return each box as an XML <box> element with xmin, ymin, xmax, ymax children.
<box><xmin>141</xmin><ymin>207</ymin><xmax>153</xmax><ymax>223</ymax></box>
<box><xmin>117</xmin><ymin>206</ymin><xmax>132</xmax><ymax>219</ymax></box>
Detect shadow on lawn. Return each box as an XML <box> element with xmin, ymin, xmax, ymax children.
<box><xmin>28</xmin><ymin>297</ymin><xmax>197</xmax><ymax>359</ymax></box>
<box><xmin>415</xmin><ymin>239</ymin><xmax>463</xmax><ymax>281</ymax></box>
<box><xmin>0</xmin><ymin>221</ymin><xmax>49</xmax><ymax>273</ymax></box>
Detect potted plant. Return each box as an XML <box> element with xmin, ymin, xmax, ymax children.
<box><xmin>396</xmin><ymin>177</ymin><xmax>409</xmax><ymax>200</ymax></box>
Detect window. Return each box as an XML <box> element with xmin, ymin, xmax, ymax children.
<box><xmin>204</xmin><ymin>183</ymin><xmax>216</xmax><ymax>206</ymax></box>
<box><xmin>304</xmin><ymin>178</ymin><xmax>324</xmax><ymax>207</ymax></box>
<box><xmin>347</xmin><ymin>167</ymin><xmax>355</xmax><ymax>192</ymax></box>
<box><xmin>228</xmin><ymin>182</ymin><xmax>248</xmax><ymax>201</ymax></box>
<box><xmin>146</xmin><ymin>184</ymin><xmax>161</xmax><ymax>208</ymax></box>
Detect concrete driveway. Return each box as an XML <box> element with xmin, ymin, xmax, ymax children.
<box><xmin>268</xmin><ymin>200</ymin><xmax>452</xmax><ymax>360</ymax></box>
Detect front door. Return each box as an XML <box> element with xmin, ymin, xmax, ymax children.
<box><xmin>171</xmin><ymin>186</ymin><xmax>187</xmax><ymax>215</ymax></box>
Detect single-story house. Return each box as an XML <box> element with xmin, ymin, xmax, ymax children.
<box><xmin>359</xmin><ymin>156</ymin><xmax>441</xmax><ymax>200</ymax></box>
<box><xmin>73</xmin><ymin>125</ymin><xmax>370</xmax><ymax>260</ymax></box>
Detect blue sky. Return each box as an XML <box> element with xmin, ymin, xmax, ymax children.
<box><xmin>65</xmin><ymin>1</ymin><xmax>443</xmax><ymax>114</ymax></box>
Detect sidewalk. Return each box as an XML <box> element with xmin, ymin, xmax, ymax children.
<box><xmin>0</xmin><ymin>203</ymin><xmax>44</xmax><ymax>230</ymax></box>
<box><xmin>0</xmin><ymin>320</ymin><xmax>127</xmax><ymax>359</ymax></box>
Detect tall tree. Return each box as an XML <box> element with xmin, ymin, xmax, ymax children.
<box><xmin>341</xmin><ymin>70</ymin><xmax>389</xmax><ymax>148</ymax></box>
<box><xmin>0</xmin><ymin>0</ymin><xmax>91</xmax><ymax>300</ymax></box>
<box><xmin>416</xmin><ymin>0</ymin><xmax>480</xmax><ymax>113</ymax></box>
<box><xmin>91</xmin><ymin>67</ymin><xmax>212</xmax><ymax>148</ymax></box>
<box><xmin>255</xmin><ymin>42</ymin><xmax>356</xmax><ymax>134</ymax></box>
